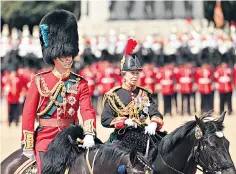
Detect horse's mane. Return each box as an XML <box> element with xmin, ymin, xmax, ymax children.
<box><xmin>42</xmin><ymin>125</ymin><xmax>86</xmax><ymax>174</ymax></box>
<box><xmin>160</xmin><ymin>112</ymin><xmax>224</xmax><ymax>153</ymax></box>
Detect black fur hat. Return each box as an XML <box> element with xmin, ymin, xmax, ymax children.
<box><xmin>39</xmin><ymin>9</ymin><xmax>79</xmax><ymax>64</ymax></box>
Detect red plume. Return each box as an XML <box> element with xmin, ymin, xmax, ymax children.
<box><xmin>124</xmin><ymin>38</ymin><xmax>137</xmax><ymax>56</ymax></box>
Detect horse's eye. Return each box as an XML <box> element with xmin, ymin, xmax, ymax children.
<box><xmin>209</xmin><ymin>145</ymin><xmax>217</xmax><ymax>150</ymax></box>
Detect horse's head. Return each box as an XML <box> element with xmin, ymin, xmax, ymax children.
<box><xmin>194</xmin><ymin>112</ymin><xmax>236</xmax><ymax>174</ymax></box>
<box><xmin>121</xmin><ymin>148</ymin><xmax>154</xmax><ymax>174</ymax></box>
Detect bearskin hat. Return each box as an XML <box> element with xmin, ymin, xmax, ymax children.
<box><xmin>120</xmin><ymin>38</ymin><xmax>142</xmax><ymax>72</ymax></box>
<box><xmin>39</xmin><ymin>9</ymin><xmax>79</xmax><ymax>64</ymax></box>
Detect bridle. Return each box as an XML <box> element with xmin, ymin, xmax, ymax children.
<box><xmin>159</xmin><ymin>130</ymin><xmax>234</xmax><ymax>174</ymax></box>
<box><xmin>193</xmin><ymin>134</ymin><xmax>234</xmax><ymax>173</ymax></box>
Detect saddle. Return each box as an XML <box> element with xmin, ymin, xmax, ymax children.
<box><xmin>114</xmin><ymin>128</ymin><xmax>167</xmax><ymax>155</ymax></box>
<box><xmin>5</xmin><ymin>154</ymin><xmax>37</xmax><ymax>174</ymax></box>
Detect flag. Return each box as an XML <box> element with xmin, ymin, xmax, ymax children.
<box><xmin>214</xmin><ymin>0</ymin><xmax>225</xmax><ymax>28</ymax></box>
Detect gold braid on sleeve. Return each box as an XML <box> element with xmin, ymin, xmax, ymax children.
<box><xmin>83</xmin><ymin>119</ymin><xmax>96</xmax><ymax>135</ymax></box>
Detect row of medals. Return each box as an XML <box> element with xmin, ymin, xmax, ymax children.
<box><xmin>55</xmin><ymin>82</ymin><xmax>78</xmax><ymax>117</ymax></box>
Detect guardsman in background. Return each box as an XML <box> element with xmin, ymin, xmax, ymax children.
<box><xmin>195</xmin><ymin>60</ymin><xmax>214</xmax><ymax>113</ymax></box>
<box><xmin>21</xmin><ymin>10</ymin><xmax>96</xmax><ymax>173</ymax></box>
<box><xmin>3</xmin><ymin>64</ymin><xmax>25</xmax><ymax>127</ymax></box>
<box><xmin>233</xmin><ymin>64</ymin><xmax>236</xmax><ymax>87</ymax></box>
<box><xmin>79</xmin><ymin>64</ymin><xmax>97</xmax><ymax>111</ymax></box>
<box><xmin>175</xmin><ymin>62</ymin><xmax>195</xmax><ymax>115</ymax></box>
<box><xmin>97</xmin><ymin>61</ymin><xmax>116</xmax><ymax>97</ymax></box>
<box><xmin>156</xmin><ymin>57</ymin><xmax>175</xmax><ymax>116</ymax></box>
<box><xmin>101</xmin><ymin>38</ymin><xmax>163</xmax><ymax>145</ymax></box>
<box><xmin>214</xmin><ymin>55</ymin><xmax>233</xmax><ymax>115</ymax></box>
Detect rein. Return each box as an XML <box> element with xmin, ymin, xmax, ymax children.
<box><xmin>85</xmin><ymin>148</ymin><xmax>100</xmax><ymax>174</ymax></box>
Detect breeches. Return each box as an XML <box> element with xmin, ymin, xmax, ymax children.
<box><xmin>35</xmin><ymin>151</ymin><xmax>45</xmax><ymax>174</ymax></box>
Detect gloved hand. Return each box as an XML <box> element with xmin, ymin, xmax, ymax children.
<box><xmin>124</xmin><ymin>119</ymin><xmax>137</xmax><ymax>128</ymax></box>
<box><xmin>23</xmin><ymin>150</ymin><xmax>36</xmax><ymax>161</ymax></box>
<box><xmin>82</xmin><ymin>134</ymin><xmax>95</xmax><ymax>149</ymax></box>
<box><xmin>145</xmin><ymin>122</ymin><xmax>158</xmax><ymax>135</ymax></box>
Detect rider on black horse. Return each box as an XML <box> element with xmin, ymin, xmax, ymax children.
<box><xmin>101</xmin><ymin>38</ymin><xmax>164</xmax><ymax>153</ymax></box>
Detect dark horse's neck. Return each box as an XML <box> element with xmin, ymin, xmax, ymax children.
<box><xmin>157</xmin><ymin>121</ymin><xmax>197</xmax><ymax>174</ymax></box>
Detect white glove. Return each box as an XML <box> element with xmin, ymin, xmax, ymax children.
<box><xmin>23</xmin><ymin>150</ymin><xmax>36</xmax><ymax>161</ymax></box>
<box><xmin>145</xmin><ymin>122</ymin><xmax>158</xmax><ymax>135</ymax></box>
<box><xmin>124</xmin><ymin>119</ymin><xmax>137</xmax><ymax>128</ymax></box>
<box><xmin>82</xmin><ymin>134</ymin><xmax>95</xmax><ymax>149</ymax></box>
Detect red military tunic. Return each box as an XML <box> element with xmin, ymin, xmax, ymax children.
<box><xmin>175</xmin><ymin>65</ymin><xmax>194</xmax><ymax>94</ymax></box>
<box><xmin>79</xmin><ymin>67</ymin><xmax>96</xmax><ymax>95</ymax></box>
<box><xmin>142</xmin><ymin>64</ymin><xmax>156</xmax><ymax>93</ymax></box>
<box><xmin>97</xmin><ymin>66</ymin><xmax>116</xmax><ymax>95</ymax></box>
<box><xmin>18</xmin><ymin>68</ymin><xmax>36</xmax><ymax>92</ymax></box>
<box><xmin>195</xmin><ymin>65</ymin><xmax>213</xmax><ymax>94</ymax></box>
<box><xmin>156</xmin><ymin>65</ymin><xmax>175</xmax><ymax>95</ymax></box>
<box><xmin>214</xmin><ymin>64</ymin><xmax>233</xmax><ymax>93</ymax></box>
<box><xmin>233</xmin><ymin>65</ymin><xmax>236</xmax><ymax>86</ymax></box>
<box><xmin>21</xmin><ymin>69</ymin><xmax>96</xmax><ymax>153</ymax></box>
<box><xmin>3</xmin><ymin>72</ymin><xmax>25</xmax><ymax>104</ymax></box>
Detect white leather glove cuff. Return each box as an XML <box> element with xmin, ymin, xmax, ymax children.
<box><xmin>23</xmin><ymin>150</ymin><xmax>36</xmax><ymax>161</ymax></box>
<box><xmin>124</xmin><ymin>119</ymin><xmax>137</xmax><ymax>128</ymax></box>
<box><xmin>83</xmin><ymin>134</ymin><xmax>95</xmax><ymax>149</ymax></box>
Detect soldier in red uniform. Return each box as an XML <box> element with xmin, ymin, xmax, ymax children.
<box><xmin>175</xmin><ymin>62</ymin><xmax>195</xmax><ymax>115</ymax></box>
<box><xmin>3</xmin><ymin>65</ymin><xmax>25</xmax><ymax>126</ymax></box>
<box><xmin>79</xmin><ymin>64</ymin><xmax>98</xmax><ymax>111</ymax></box>
<box><xmin>214</xmin><ymin>57</ymin><xmax>233</xmax><ymax>115</ymax></box>
<box><xmin>21</xmin><ymin>10</ymin><xmax>96</xmax><ymax>173</ymax></box>
<box><xmin>234</xmin><ymin>64</ymin><xmax>236</xmax><ymax>86</ymax></box>
<box><xmin>156</xmin><ymin>62</ymin><xmax>175</xmax><ymax>116</ymax></box>
<box><xmin>195</xmin><ymin>61</ymin><xmax>214</xmax><ymax>113</ymax></box>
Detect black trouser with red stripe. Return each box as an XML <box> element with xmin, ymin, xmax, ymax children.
<box><xmin>181</xmin><ymin>93</ymin><xmax>191</xmax><ymax>115</ymax></box>
<box><xmin>163</xmin><ymin>94</ymin><xmax>172</xmax><ymax>115</ymax></box>
<box><xmin>8</xmin><ymin>103</ymin><xmax>21</xmax><ymax>126</ymax></box>
<box><xmin>200</xmin><ymin>92</ymin><xmax>214</xmax><ymax>114</ymax></box>
<box><xmin>220</xmin><ymin>92</ymin><xmax>232</xmax><ymax>114</ymax></box>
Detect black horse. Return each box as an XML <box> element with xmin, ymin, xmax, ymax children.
<box><xmin>154</xmin><ymin>111</ymin><xmax>236</xmax><ymax>174</ymax></box>
<box><xmin>107</xmin><ymin>112</ymin><xmax>235</xmax><ymax>174</ymax></box>
<box><xmin>2</xmin><ymin>125</ymin><xmax>155</xmax><ymax>174</ymax></box>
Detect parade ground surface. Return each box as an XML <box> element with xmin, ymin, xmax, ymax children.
<box><xmin>1</xmin><ymin>97</ymin><xmax>236</xmax><ymax>173</ymax></box>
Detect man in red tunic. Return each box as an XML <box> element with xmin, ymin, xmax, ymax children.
<box><xmin>3</xmin><ymin>64</ymin><xmax>25</xmax><ymax>127</ymax></box>
<box><xmin>195</xmin><ymin>62</ymin><xmax>214</xmax><ymax>113</ymax></box>
<box><xmin>214</xmin><ymin>59</ymin><xmax>233</xmax><ymax>115</ymax></box>
<box><xmin>175</xmin><ymin>62</ymin><xmax>195</xmax><ymax>115</ymax></box>
<box><xmin>21</xmin><ymin>10</ymin><xmax>96</xmax><ymax>173</ymax></box>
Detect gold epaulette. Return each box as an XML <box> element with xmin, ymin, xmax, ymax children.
<box><xmin>138</xmin><ymin>86</ymin><xmax>153</xmax><ymax>94</ymax></box>
<box><xmin>102</xmin><ymin>86</ymin><xmax>121</xmax><ymax>106</ymax></box>
<box><xmin>71</xmin><ymin>72</ymin><xmax>83</xmax><ymax>82</ymax></box>
<box><xmin>35</xmin><ymin>70</ymin><xmax>53</xmax><ymax>97</ymax></box>
<box><xmin>106</xmin><ymin>86</ymin><xmax>121</xmax><ymax>95</ymax></box>
<box><xmin>35</xmin><ymin>69</ymin><xmax>51</xmax><ymax>77</ymax></box>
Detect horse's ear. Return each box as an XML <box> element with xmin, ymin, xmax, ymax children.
<box><xmin>149</xmin><ymin>147</ymin><xmax>158</xmax><ymax>163</ymax></box>
<box><xmin>195</xmin><ymin>115</ymin><xmax>201</xmax><ymax>125</ymax></box>
<box><xmin>130</xmin><ymin>148</ymin><xmax>137</xmax><ymax>165</ymax></box>
<box><xmin>218</xmin><ymin>111</ymin><xmax>226</xmax><ymax>123</ymax></box>
<box><xmin>195</xmin><ymin>115</ymin><xmax>204</xmax><ymax>129</ymax></box>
